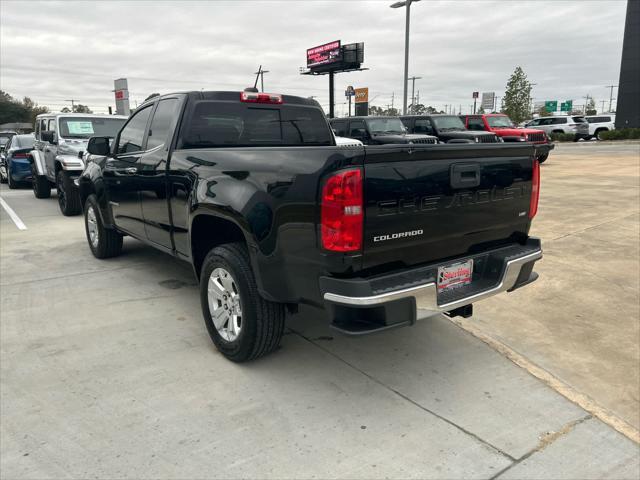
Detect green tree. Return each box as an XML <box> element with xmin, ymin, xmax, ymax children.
<box><xmin>477</xmin><ymin>106</ymin><xmax>485</xmax><ymax>114</ymax></box>
<box><xmin>73</xmin><ymin>104</ymin><xmax>93</xmax><ymax>114</ymax></box>
<box><xmin>383</xmin><ymin>107</ymin><xmax>400</xmax><ymax>116</ymax></box>
<box><xmin>502</xmin><ymin>66</ymin><xmax>532</xmax><ymax>123</ymax></box>
<box><xmin>0</xmin><ymin>91</ymin><xmax>49</xmax><ymax>124</ymax></box>
<box><xmin>368</xmin><ymin>105</ymin><xmax>384</xmax><ymax>116</ymax></box>
<box><xmin>585</xmin><ymin>97</ymin><xmax>596</xmax><ymax>115</ymax></box>
<box><xmin>408</xmin><ymin>103</ymin><xmax>426</xmax><ymax>115</ymax></box>
<box><xmin>537</xmin><ymin>106</ymin><xmax>552</xmax><ymax>117</ymax></box>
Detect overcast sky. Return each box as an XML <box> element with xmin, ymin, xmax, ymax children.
<box><xmin>0</xmin><ymin>0</ymin><xmax>628</xmax><ymax>116</ymax></box>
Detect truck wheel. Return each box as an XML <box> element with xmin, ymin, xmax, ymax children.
<box><xmin>537</xmin><ymin>153</ymin><xmax>549</xmax><ymax>163</ymax></box>
<box><xmin>32</xmin><ymin>172</ymin><xmax>51</xmax><ymax>199</ymax></box>
<box><xmin>56</xmin><ymin>170</ymin><xmax>81</xmax><ymax>216</ymax></box>
<box><xmin>200</xmin><ymin>243</ymin><xmax>285</xmax><ymax>362</ymax></box>
<box><xmin>84</xmin><ymin>195</ymin><xmax>123</xmax><ymax>259</ymax></box>
<box><xmin>7</xmin><ymin>167</ymin><xmax>17</xmax><ymax>189</ymax></box>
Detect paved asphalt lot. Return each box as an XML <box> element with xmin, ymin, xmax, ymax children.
<box><xmin>1</xmin><ymin>142</ymin><xmax>639</xmax><ymax>479</ymax></box>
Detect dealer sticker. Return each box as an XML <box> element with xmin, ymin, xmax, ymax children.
<box><xmin>437</xmin><ymin>259</ymin><xmax>473</xmax><ymax>291</ymax></box>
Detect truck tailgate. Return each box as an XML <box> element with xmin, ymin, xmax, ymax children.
<box><xmin>362</xmin><ymin>144</ymin><xmax>535</xmax><ymax>270</ymax></box>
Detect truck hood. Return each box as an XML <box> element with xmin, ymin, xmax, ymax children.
<box><xmin>439</xmin><ymin>130</ymin><xmax>495</xmax><ymax>139</ymax></box>
<box><xmin>57</xmin><ymin>138</ymin><xmax>89</xmax><ymax>156</ymax></box>
<box><xmin>372</xmin><ymin>133</ymin><xmax>436</xmax><ymax>144</ymax></box>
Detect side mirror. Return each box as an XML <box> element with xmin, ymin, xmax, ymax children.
<box><xmin>41</xmin><ymin>131</ymin><xmax>55</xmax><ymax>143</ymax></box>
<box><xmin>87</xmin><ymin>136</ymin><xmax>111</xmax><ymax>156</ymax></box>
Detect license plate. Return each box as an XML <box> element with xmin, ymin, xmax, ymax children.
<box><xmin>437</xmin><ymin>259</ymin><xmax>473</xmax><ymax>291</ymax></box>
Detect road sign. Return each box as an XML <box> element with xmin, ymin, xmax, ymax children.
<box><xmin>545</xmin><ymin>101</ymin><xmax>558</xmax><ymax>112</ymax></box>
<box><xmin>355</xmin><ymin>87</ymin><xmax>368</xmax><ymax>103</ymax></box>
<box><xmin>560</xmin><ymin>100</ymin><xmax>573</xmax><ymax>112</ymax></box>
<box><xmin>481</xmin><ymin>92</ymin><xmax>495</xmax><ymax>110</ymax></box>
<box><xmin>345</xmin><ymin>85</ymin><xmax>355</xmax><ymax>97</ymax></box>
<box><xmin>472</xmin><ymin>91</ymin><xmax>479</xmax><ymax>99</ymax></box>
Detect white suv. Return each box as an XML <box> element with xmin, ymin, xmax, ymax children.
<box><xmin>527</xmin><ymin>115</ymin><xmax>590</xmax><ymax>141</ymax></box>
<box><xmin>585</xmin><ymin>114</ymin><xmax>615</xmax><ymax>140</ymax></box>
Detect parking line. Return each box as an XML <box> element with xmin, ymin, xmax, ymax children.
<box><xmin>0</xmin><ymin>196</ymin><xmax>27</xmax><ymax>230</ymax></box>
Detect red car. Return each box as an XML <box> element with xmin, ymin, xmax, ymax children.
<box><xmin>462</xmin><ymin>114</ymin><xmax>554</xmax><ymax>163</ymax></box>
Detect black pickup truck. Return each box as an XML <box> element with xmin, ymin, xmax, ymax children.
<box><xmin>329</xmin><ymin>116</ymin><xmax>437</xmax><ymax>145</ymax></box>
<box><xmin>401</xmin><ymin>114</ymin><xmax>499</xmax><ymax>144</ymax></box>
<box><xmin>81</xmin><ymin>90</ymin><xmax>542</xmax><ymax>362</ymax></box>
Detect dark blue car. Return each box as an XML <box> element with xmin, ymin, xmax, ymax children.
<box><xmin>1</xmin><ymin>134</ymin><xmax>35</xmax><ymax>189</ymax></box>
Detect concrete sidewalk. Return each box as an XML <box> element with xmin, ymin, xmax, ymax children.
<box><xmin>458</xmin><ymin>142</ymin><xmax>640</xmax><ymax>439</ymax></box>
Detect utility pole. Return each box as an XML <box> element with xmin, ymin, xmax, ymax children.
<box><xmin>391</xmin><ymin>92</ymin><xmax>395</xmax><ymax>112</ymax></box>
<box><xmin>605</xmin><ymin>85</ymin><xmax>617</xmax><ymax>112</ymax></box>
<box><xmin>583</xmin><ymin>94</ymin><xmax>590</xmax><ymax>114</ymax></box>
<box><xmin>444</xmin><ymin>104</ymin><xmax>448</xmax><ymax>114</ymax></box>
<box><xmin>459</xmin><ymin>104</ymin><xmax>461</xmax><ymax>115</ymax></box>
<box><xmin>600</xmin><ymin>100</ymin><xmax>606</xmax><ymax>113</ymax></box>
<box><xmin>65</xmin><ymin>99</ymin><xmax>76</xmax><ymax>112</ymax></box>
<box><xmin>407</xmin><ymin>76</ymin><xmax>421</xmax><ymax>113</ymax></box>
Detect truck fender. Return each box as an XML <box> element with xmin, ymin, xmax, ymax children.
<box><xmin>28</xmin><ymin>149</ymin><xmax>46</xmax><ymax>176</ymax></box>
<box><xmin>55</xmin><ymin>155</ymin><xmax>84</xmax><ymax>172</ymax></box>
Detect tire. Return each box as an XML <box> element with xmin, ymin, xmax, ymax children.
<box><xmin>84</xmin><ymin>194</ymin><xmax>123</xmax><ymax>259</ymax></box>
<box><xmin>537</xmin><ymin>153</ymin><xmax>549</xmax><ymax>163</ymax></box>
<box><xmin>200</xmin><ymin>243</ymin><xmax>285</xmax><ymax>362</ymax></box>
<box><xmin>32</xmin><ymin>170</ymin><xmax>51</xmax><ymax>199</ymax></box>
<box><xmin>56</xmin><ymin>170</ymin><xmax>81</xmax><ymax>216</ymax></box>
<box><xmin>7</xmin><ymin>164</ymin><xmax>17</xmax><ymax>189</ymax></box>
<box><xmin>595</xmin><ymin>129</ymin><xmax>607</xmax><ymax>141</ymax></box>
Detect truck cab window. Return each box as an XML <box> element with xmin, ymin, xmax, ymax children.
<box><xmin>147</xmin><ymin>99</ymin><xmax>179</xmax><ymax>150</ymax></box>
<box><xmin>332</xmin><ymin>121</ymin><xmax>347</xmax><ymax>137</ymax></box>
<box><xmin>467</xmin><ymin>118</ymin><xmax>484</xmax><ymax>131</ymax></box>
<box><xmin>414</xmin><ymin>119</ymin><xmax>434</xmax><ymax>134</ymax></box>
<box><xmin>349</xmin><ymin>121</ymin><xmax>367</xmax><ymax>139</ymax></box>
<box><xmin>117</xmin><ymin>106</ymin><xmax>153</xmax><ymax>154</ymax></box>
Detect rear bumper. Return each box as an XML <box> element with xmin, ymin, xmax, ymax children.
<box><xmin>320</xmin><ymin>238</ymin><xmax>542</xmax><ymax>335</ymax></box>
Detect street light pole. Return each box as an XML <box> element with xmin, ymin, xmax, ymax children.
<box><xmin>391</xmin><ymin>0</ymin><xmax>421</xmax><ymax>115</ymax></box>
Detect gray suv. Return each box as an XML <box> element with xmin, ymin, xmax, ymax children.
<box><xmin>526</xmin><ymin>115</ymin><xmax>589</xmax><ymax>141</ymax></box>
<box><xmin>30</xmin><ymin>113</ymin><xmax>127</xmax><ymax>215</ymax></box>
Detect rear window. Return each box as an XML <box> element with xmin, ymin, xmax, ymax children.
<box><xmin>13</xmin><ymin>136</ymin><xmax>35</xmax><ymax>149</ymax></box>
<box><xmin>180</xmin><ymin>102</ymin><xmax>332</xmax><ymax>148</ymax></box>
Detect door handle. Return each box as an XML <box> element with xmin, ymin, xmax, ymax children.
<box><xmin>450</xmin><ymin>163</ymin><xmax>481</xmax><ymax>189</ymax></box>
<box><xmin>124</xmin><ymin>167</ymin><xmax>137</xmax><ymax>175</ymax></box>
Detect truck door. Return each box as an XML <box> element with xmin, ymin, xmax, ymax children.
<box><xmin>44</xmin><ymin>118</ymin><xmax>57</xmax><ymax>178</ymax></box>
<box><xmin>104</xmin><ymin>104</ymin><xmax>153</xmax><ymax>237</ymax></box>
<box><xmin>138</xmin><ymin>96</ymin><xmax>183</xmax><ymax>249</ymax></box>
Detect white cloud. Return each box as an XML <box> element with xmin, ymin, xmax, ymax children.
<box><xmin>0</xmin><ymin>0</ymin><xmax>627</xmax><ymax>115</ymax></box>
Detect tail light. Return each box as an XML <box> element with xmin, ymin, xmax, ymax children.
<box><xmin>240</xmin><ymin>92</ymin><xmax>283</xmax><ymax>104</ymax></box>
<box><xmin>529</xmin><ymin>157</ymin><xmax>540</xmax><ymax>219</ymax></box>
<box><xmin>13</xmin><ymin>152</ymin><xmax>27</xmax><ymax>158</ymax></box>
<box><xmin>321</xmin><ymin>168</ymin><xmax>363</xmax><ymax>252</ymax></box>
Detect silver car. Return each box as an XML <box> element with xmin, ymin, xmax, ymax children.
<box><xmin>527</xmin><ymin>115</ymin><xmax>589</xmax><ymax>141</ymax></box>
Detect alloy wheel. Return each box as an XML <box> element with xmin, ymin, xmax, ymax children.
<box><xmin>207</xmin><ymin>267</ymin><xmax>243</xmax><ymax>342</ymax></box>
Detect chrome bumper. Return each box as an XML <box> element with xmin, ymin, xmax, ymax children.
<box><xmin>325</xmin><ymin>249</ymin><xmax>541</xmax><ymax>316</ymax></box>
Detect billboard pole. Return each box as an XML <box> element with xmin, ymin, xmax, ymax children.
<box><xmin>329</xmin><ymin>71</ymin><xmax>335</xmax><ymax>118</ymax></box>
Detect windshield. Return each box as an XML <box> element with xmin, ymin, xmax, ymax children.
<box><xmin>431</xmin><ymin>116</ymin><xmax>465</xmax><ymax>130</ymax></box>
<box><xmin>13</xmin><ymin>135</ymin><xmax>35</xmax><ymax>149</ymax></box>
<box><xmin>59</xmin><ymin>117</ymin><xmax>127</xmax><ymax>139</ymax></box>
<box><xmin>486</xmin><ymin>116</ymin><xmax>514</xmax><ymax>128</ymax></box>
<box><xmin>0</xmin><ymin>135</ymin><xmax>13</xmax><ymax>146</ymax></box>
<box><xmin>366</xmin><ymin>118</ymin><xmax>406</xmax><ymax>134</ymax></box>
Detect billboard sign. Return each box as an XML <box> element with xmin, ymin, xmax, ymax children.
<box><xmin>481</xmin><ymin>92</ymin><xmax>495</xmax><ymax>110</ymax></box>
<box><xmin>307</xmin><ymin>41</ymin><xmax>342</xmax><ymax>68</ymax></box>
<box><xmin>355</xmin><ymin>87</ymin><xmax>369</xmax><ymax>103</ymax></box>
